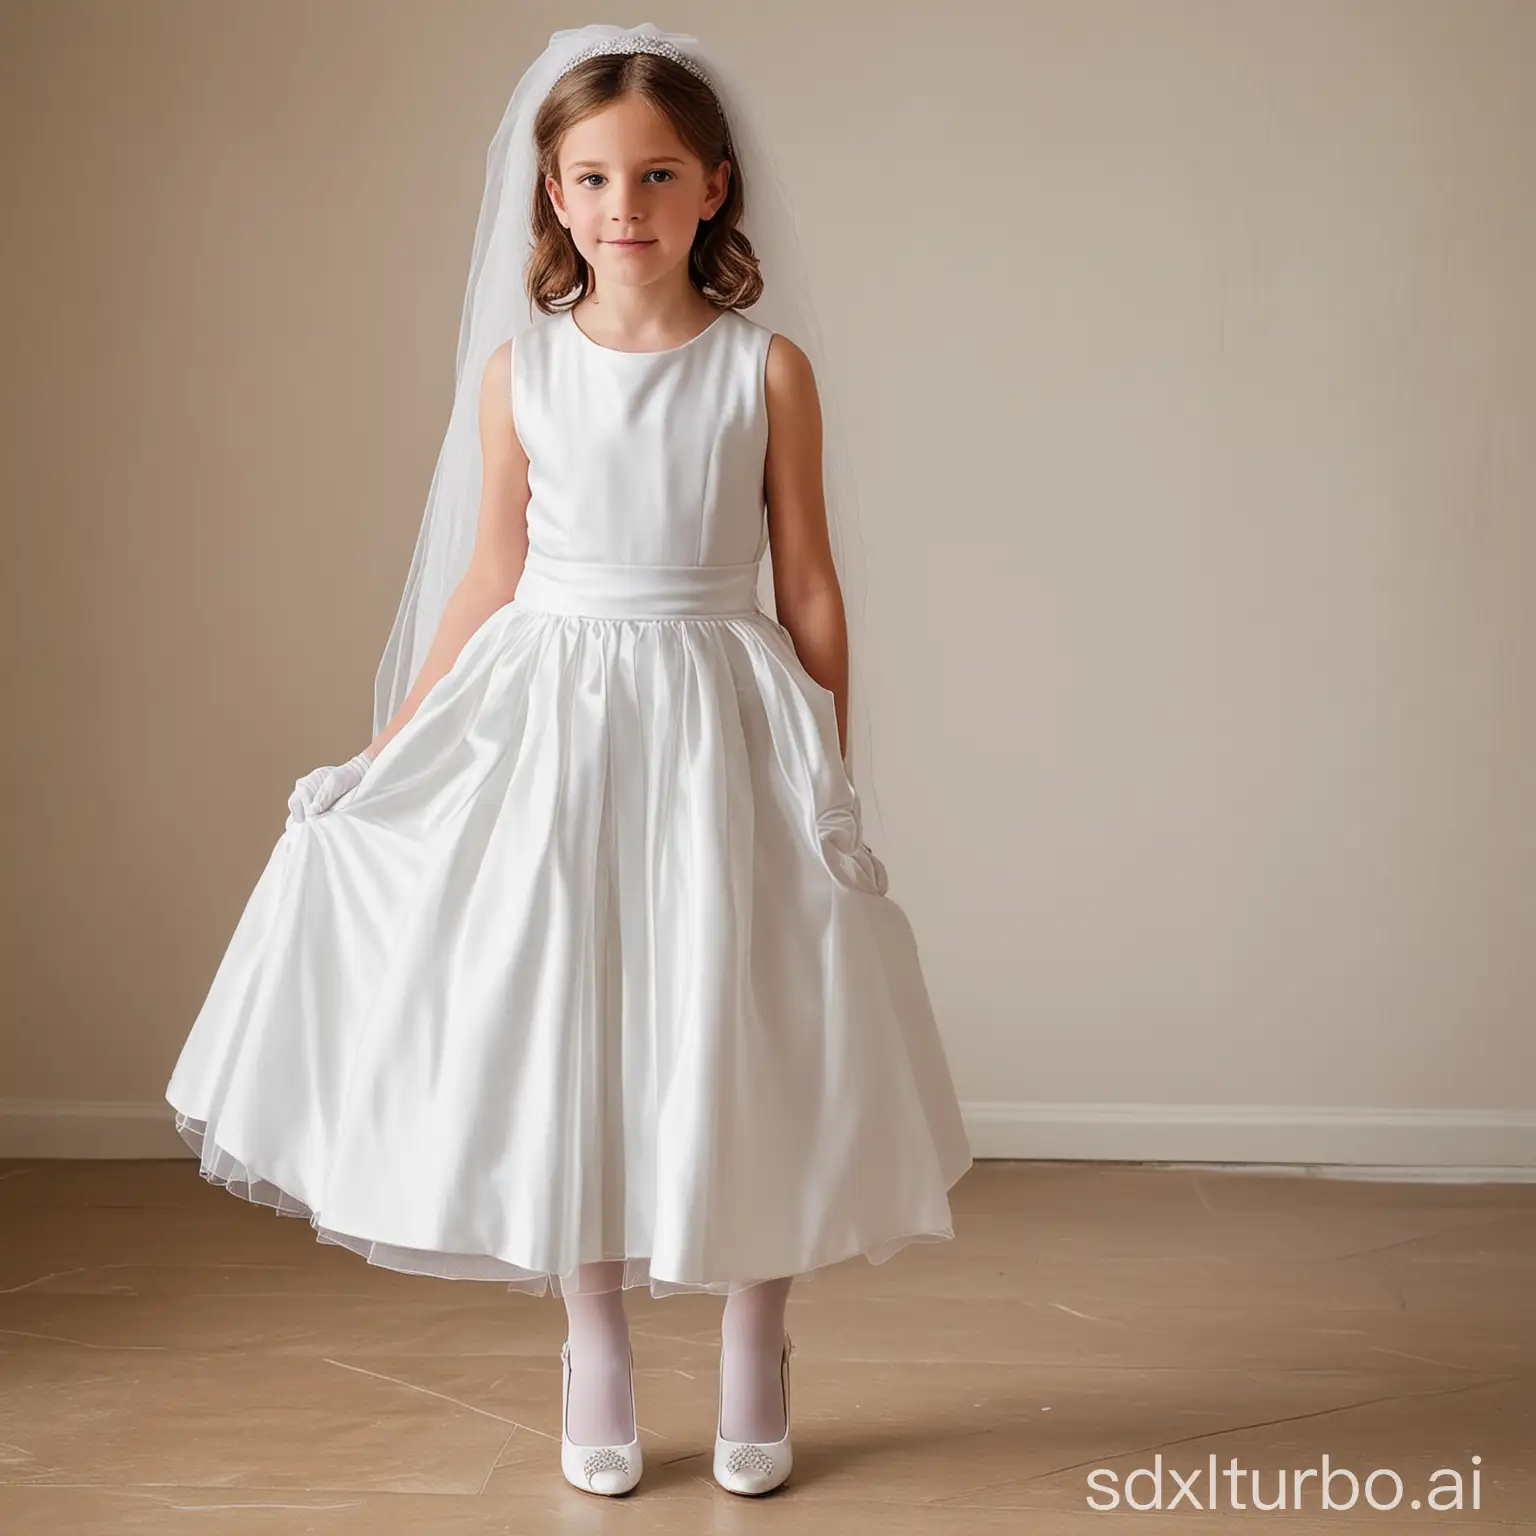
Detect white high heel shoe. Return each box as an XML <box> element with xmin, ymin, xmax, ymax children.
<box><xmin>559</xmin><ymin>1338</ymin><xmax>643</xmax><ymax>1496</ymax></box>
<box><xmin>713</xmin><ymin>1331</ymin><xmax>795</xmax><ymax>1495</ymax></box>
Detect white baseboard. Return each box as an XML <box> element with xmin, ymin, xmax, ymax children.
<box><xmin>1</xmin><ymin>1099</ymin><xmax>1533</xmax><ymax>1177</ymax></box>
<box><xmin>963</xmin><ymin>1100</ymin><xmax>1536</xmax><ymax>1174</ymax></box>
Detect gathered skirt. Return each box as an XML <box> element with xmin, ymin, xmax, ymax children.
<box><xmin>165</xmin><ymin>581</ymin><xmax>972</xmax><ymax>1298</ymax></box>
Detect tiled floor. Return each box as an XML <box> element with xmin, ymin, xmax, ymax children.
<box><xmin>1</xmin><ymin>1156</ymin><xmax>1531</xmax><ymax>1531</ymax></box>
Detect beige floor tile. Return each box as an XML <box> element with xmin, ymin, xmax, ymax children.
<box><xmin>0</xmin><ymin>1347</ymin><xmax>515</xmax><ymax>1495</ymax></box>
<box><xmin>0</xmin><ymin>1156</ymin><xmax>1530</xmax><ymax>1533</ymax></box>
<box><xmin>0</xmin><ymin>1484</ymin><xmax>1266</xmax><ymax>1534</ymax></box>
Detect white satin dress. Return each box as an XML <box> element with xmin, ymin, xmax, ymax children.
<box><xmin>165</xmin><ymin>305</ymin><xmax>973</xmax><ymax>1298</ymax></box>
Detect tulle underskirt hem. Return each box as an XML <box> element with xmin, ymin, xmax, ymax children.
<box><xmin>173</xmin><ymin>1112</ymin><xmax>957</xmax><ymax>1301</ymax></box>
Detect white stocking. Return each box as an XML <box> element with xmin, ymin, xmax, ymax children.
<box><xmin>719</xmin><ymin>1277</ymin><xmax>793</xmax><ymax>1442</ymax></box>
<box><xmin>560</xmin><ymin>1261</ymin><xmax>635</xmax><ymax>1445</ymax></box>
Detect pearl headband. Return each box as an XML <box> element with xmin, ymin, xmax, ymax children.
<box><xmin>553</xmin><ymin>35</ymin><xmax>716</xmax><ymax>89</ymax></box>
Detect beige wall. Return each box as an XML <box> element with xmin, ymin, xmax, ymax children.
<box><xmin>2</xmin><ymin>1</ymin><xmax>1532</xmax><ymax>1167</ymax></box>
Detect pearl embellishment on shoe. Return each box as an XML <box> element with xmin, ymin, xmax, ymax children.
<box><xmin>582</xmin><ymin>1446</ymin><xmax>633</xmax><ymax>1481</ymax></box>
<box><xmin>724</xmin><ymin>1443</ymin><xmax>776</xmax><ymax>1475</ymax></box>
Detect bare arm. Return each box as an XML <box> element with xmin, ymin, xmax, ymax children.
<box><xmin>366</xmin><ymin>338</ymin><xmax>531</xmax><ymax>758</ymax></box>
<box><xmin>763</xmin><ymin>333</ymin><xmax>849</xmax><ymax>759</ymax></box>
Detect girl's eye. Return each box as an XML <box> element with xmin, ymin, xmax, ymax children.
<box><xmin>577</xmin><ymin>170</ymin><xmax>674</xmax><ymax>188</ymax></box>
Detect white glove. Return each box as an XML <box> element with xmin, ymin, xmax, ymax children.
<box><xmin>286</xmin><ymin>747</ymin><xmax>376</xmax><ymax>829</ymax></box>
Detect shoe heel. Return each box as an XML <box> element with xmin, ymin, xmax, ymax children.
<box><xmin>713</xmin><ymin>1330</ymin><xmax>794</xmax><ymax>1495</ymax></box>
<box><xmin>559</xmin><ymin>1338</ymin><xmax>643</xmax><ymax>1496</ymax></box>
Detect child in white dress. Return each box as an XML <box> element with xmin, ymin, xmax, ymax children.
<box><xmin>165</xmin><ymin>23</ymin><xmax>971</xmax><ymax>1499</ymax></box>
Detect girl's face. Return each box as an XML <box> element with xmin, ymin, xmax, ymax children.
<box><xmin>546</xmin><ymin>94</ymin><xmax>729</xmax><ymax>292</ymax></box>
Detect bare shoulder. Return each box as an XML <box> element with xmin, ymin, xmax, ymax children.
<box><xmin>764</xmin><ymin>332</ymin><xmax>819</xmax><ymax>417</ymax></box>
<box><xmin>478</xmin><ymin>336</ymin><xmax>526</xmax><ymax>463</ymax></box>
<box><xmin>766</xmin><ymin>331</ymin><xmax>813</xmax><ymax>382</ymax></box>
<box><xmin>481</xmin><ymin>335</ymin><xmax>514</xmax><ymax>391</ymax></box>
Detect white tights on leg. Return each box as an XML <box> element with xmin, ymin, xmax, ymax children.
<box><xmin>719</xmin><ymin>1277</ymin><xmax>793</xmax><ymax>1443</ymax></box>
<box><xmin>561</xmin><ymin>1261</ymin><xmax>636</xmax><ymax>1446</ymax></box>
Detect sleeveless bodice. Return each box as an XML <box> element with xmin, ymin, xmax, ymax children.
<box><xmin>510</xmin><ymin>306</ymin><xmax>773</xmax><ymax>571</ymax></box>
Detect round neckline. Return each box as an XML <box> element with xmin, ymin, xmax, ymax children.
<box><xmin>567</xmin><ymin>306</ymin><xmax>728</xmax><ymax>357</ymax></box>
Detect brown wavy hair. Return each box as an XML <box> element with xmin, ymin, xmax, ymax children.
<box><xmin>527</xmin><ymin>52</ymin><xmax>763</xmax><ymax>315</ymax></box>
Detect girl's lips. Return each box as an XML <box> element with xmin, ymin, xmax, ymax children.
<box><xmin>606</xmin><ymin>239</ymin><xmax>655</xmax><ymax>248</ymax></box>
